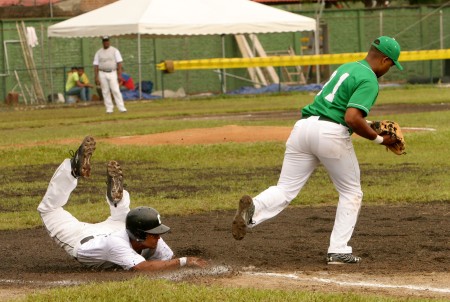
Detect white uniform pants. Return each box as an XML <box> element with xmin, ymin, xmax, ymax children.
<box><xmin>99</xmin><ymin>70</ymin><xmax>127</xmax><ymax>113</ymax></box>
<box><xmin>250</xmin><ymin>116</ymin><xmax>363</xmax><ymax>254</ymax></box>
<box><xmin>38</xmin><ymin>159</ymin><xmax>130</xmax><ymax>257</ymax></box>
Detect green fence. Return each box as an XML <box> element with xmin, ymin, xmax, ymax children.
<box><xmin>1</xmin><ymin>5</ymin><xmax>449</xmax><ymax>104</ymax></box>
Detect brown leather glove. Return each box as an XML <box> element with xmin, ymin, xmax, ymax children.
<box><xmin>370</xmin><ymin>120</ymin><xmax>406</xmax><ymax>155</ymax></box>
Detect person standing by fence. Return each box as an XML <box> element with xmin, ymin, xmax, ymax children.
<box><xmin>93</xmin><ymin>36</ymin><xmax>127</xmax><ymax>114</ymax></box>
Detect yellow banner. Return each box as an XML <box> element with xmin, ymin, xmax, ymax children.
<box><xmin>157</xmin><ymin>49</ymin><xmax>450</xmax><ymax>72</ymax></box>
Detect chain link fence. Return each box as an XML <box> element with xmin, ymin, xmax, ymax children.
<box><xmin>1</xmin><ymin>5</ymin><xmax>450</xmax><ymax>105</ymax></box>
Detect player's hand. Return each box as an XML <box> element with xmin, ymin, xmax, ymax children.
<box><xmin>381</xmin><ymin>134</ymin><xmax>398</xmax><ymax>146</ymax></box>
<box><xmin>186</xmin><ymin>257</ymin><xmax>208</xmax><ymax>268</ymax></box>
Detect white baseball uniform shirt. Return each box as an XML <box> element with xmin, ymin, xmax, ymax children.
<box><xmin>76</xmin><ymin>229</ymin><xmax>173</xmax><ymax>270</ymax></box>
<box><xmin>38</xmin><ymin>159</ymin><xmax>173</xmax><ymax>270</ymax></box>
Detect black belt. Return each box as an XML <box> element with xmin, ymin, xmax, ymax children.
<box><xmin>80</xmin><ymin>235</ymin><xmax>94</xmax><ymax>245</ymax></box>
<box><xmin>100</xmin><ymin>69</ymin><xmax>115</xmax><ymax>73</ymax></box>
<box><xmin>301</xmin><ymin>115</ymin><xmax>341</xmax><ymax>125</ymax></box>
<box><xmin>318</xmin><ymin>116</ymin><xmax>341</xmax><ymax>125</ymax></box>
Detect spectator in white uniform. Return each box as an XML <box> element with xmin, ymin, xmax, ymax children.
<box><xmin>93</xmin><ymin>36</ymin><xmax>127</xmax><ymax>114</ymax></box>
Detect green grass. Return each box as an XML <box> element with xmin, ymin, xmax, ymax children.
<box><xmin>1</xmin><ymin>85</ymin><xmax>449</xmax><ymax>301</ymax></box>
<box><xmin>376</xmin><ymin>84</ymin><xmax>450</xmax><ymax>105</ymax></box>
<box><xmin>0</xmin><ymin>87</ymin><xmax>449</xmax><ymax>229</ymax></box>
<box><xmin>0</xmin><ymin>85</ymin><xmax>447</xmax><ymax>145</ymax></box>
<box><xmin>13</xmin><ymin>277</ymin><xmax>448</xmax><ymax>302</ymax></box>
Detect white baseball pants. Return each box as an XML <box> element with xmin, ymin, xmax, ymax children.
<box><xmin>37</xmin><ymin>159</ymin><xmax>172</xmax><ymax>259</ymax></box>
<box><xmin>99</xmin><ymin>70</ymin><xmax>127</xmax><ymax>113</ymax></box>
<box><xmin>249</xmin><ymin>116</ymin><xmax>363</xmax><ymax>254</ymax></box>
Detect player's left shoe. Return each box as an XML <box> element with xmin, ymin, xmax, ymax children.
<box><xmin>106</xmin><ymin>160</ymin><xmax>123</xmax><ymax>207</ymax></box>
<box><xmin>232</xmin><ymin>195</ymin><xmax>255</xmax><ymax>240</ymax></box>
<box><xmin>327</xmin><ymin>253</ymin><xmax>361</xmax><ymax>264</ymax></box>
<box><xmin>70</xmin><ymin>136</ymin><xmax>96</xmax><ymax>179</ymax></box>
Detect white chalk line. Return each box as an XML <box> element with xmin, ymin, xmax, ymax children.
<box><xmin>0</xmin><ymin>265</ymin><xmax>232</xmax><ymax>287</ymax></box>
<box><xmin>403</xmin><ymin>127</ymin><xmax>436</xmax><ymax>131</ymax></box>
<box><xmin>246</xmin><ymin>272</ymin><xmax>450</xmax><ymax>294</ymax></box>
<box><xmin>3</xmin><ymin>268</ymin><xmax>448</xmax><ymax>295</ymax></box>
<box><xmin>0</xmin><ymin>279</ymin><xmax>82</xmax><ymax>286</ymax></box>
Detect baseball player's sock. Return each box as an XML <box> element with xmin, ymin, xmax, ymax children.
<box><xmin>106</xmin><ymin>160</ymin><xmax>124</xmax><ymax>207</ymax></box>
<box><xmin>70</xmin><ymin>136</ymin><xmax>96</xmax><ymax>179</ymax></box>
<box><xmin>327</xmin><ymin>253</ymin><xmax>361</xmax><ymax>264</ymax></box>
<box><xmin>231</xmin><ymin>195</ymin><xmax>255</xmax><ymax>240</ymax></box>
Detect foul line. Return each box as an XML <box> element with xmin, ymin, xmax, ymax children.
<box><xmin>246</xmin><ymin>272</ymin><xmax>450</xmax><ymax>294</ymax></box>
<box><xmin>0</xmin><ymin>265</ymin><xmax>232</xmax><ymax>287</ymax></box>
<box><xmin>0</xmin><ymin>279</ymin><xmax>82</xmax><ymax>286</ymax></box>
<box><xmin>403</xmin><ymin>127</ymin><xmax>436</xmax><ymax>131</ymax></box>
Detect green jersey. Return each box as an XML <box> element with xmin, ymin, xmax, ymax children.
<box><xmin>302</xmin><ymin>60</ymin><xmax>379</xmax><ymax>129</ymax></box>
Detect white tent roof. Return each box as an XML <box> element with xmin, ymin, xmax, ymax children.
<box><xmin>48</xmin><ymin>0</ymin><xmax>316</xmax><ymax>38</ymax></box>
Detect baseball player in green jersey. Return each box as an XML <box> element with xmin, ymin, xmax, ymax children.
<box><xmin>232</xmin><ymin>36</ymin><xmax>403</xmax><ymax>264</ymax></box>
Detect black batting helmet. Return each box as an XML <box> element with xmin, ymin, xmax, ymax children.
<box><xmin>125</xmin><ymin>207</ymin><xmax>170</xmax><ymax>241</ymax></box>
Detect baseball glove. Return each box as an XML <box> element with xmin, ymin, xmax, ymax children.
<box><xmin>369</xmin><ymin>120</ymin><xmax>406</xmax><ymax>155</ymax></box>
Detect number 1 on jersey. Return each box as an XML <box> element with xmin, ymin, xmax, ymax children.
<box><xmin>317</xmin><ymin>71</ymin><xmax>350</xmax><ymax>103</ymax></box>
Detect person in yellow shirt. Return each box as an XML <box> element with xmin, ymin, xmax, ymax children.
<box><xmin>79</xmin><ymin>67</ymin><xmax>91</xmax><ymax>87</ymax></box>
<box><xmin>65</xmin><ymin>67</ymin><xmax>93</xmax><ymax>103</ymax></box>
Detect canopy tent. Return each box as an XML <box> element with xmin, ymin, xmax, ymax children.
<box><xmin>47</xmin><ymin>0</ymin><xmax>316</xmax><ymax>96</ymax></box>
<box><xmin>48</xmin><ymin>0</ymin><xmax>315</xmax><ymax>37</ymax></box>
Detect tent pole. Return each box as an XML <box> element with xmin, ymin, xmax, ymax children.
<box><xmin>221</xmin><ymin>35</ymin><xmax>226</xmax><ymax>94</ymax></box>
<box><xmin>49</xmin><ymin>0</ymin><xmax>53</xmax><ymax>18</ymax></box>
<box><xmin>138</xmin><ymin>33</ymin><xmax>142</xmax><ymax>99</ymax></box>
<box><xmin>49</xmin><ymin>37</ymin><xmax>54</xmax><ymax>103</ymax></box>
<box><xmin>152</xmin><ymin>38</ymin><xmax>164</xmax><ymax>99</ymax></box>
<box><xmin>314</xmin><ymin>0</ymin><xmax>325</xmax><ymax>84</ymax></box>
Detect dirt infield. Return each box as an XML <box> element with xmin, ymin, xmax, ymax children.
<box><xmin>1</xmin><ymin>103</ymin><xmax>449</xmax><ymax>300</ymax></box>
<box><xmin>1</xmin><ymin>203</ymin><xmax>449</xmax><ymax>299</ymax></box>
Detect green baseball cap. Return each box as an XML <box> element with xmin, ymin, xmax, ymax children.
<box><xmin>372</xmin><ymin>36</ymin><xmax>403</xmax><ymax>71</ymax></box>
